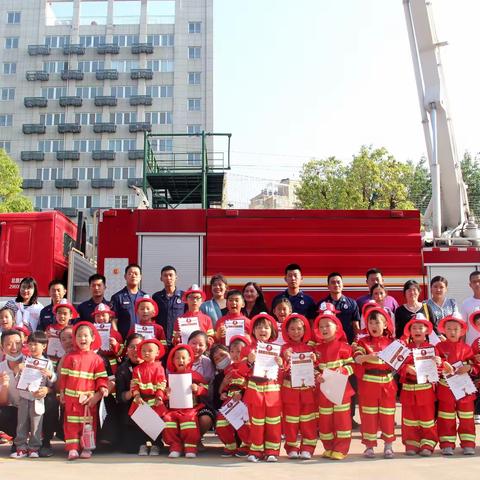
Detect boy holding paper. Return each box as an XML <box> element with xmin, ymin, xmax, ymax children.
<box><xmin>173</xmin><ymin>285</ymin><xmax>214</xmax><ymax>346</ymax></box>
<box><xmin>127</xmin><ymin>296</ymin><xmax>167</xmax><ymax>347</ymax></box>
<box><xmin>243</xmin><ymin>313</ymin><xmax>283</xmax><ymax>463</ymax></box>
<box><xmin>354</xmin><ymin>307</ymin><xmax>397</xmax><ymax>459</ymax></box>
<box><xmin>215</xmin><ymin>290</ymin><xmax>252</xmax><ymax>345</ymax></box>
<box><xmin>11</xmin><ymin>331</ymin><xmax>56</xmax><ymax>458</ymax></box>
<box><xmin>163</xmin><ymin>344</ymin><xmax>209</xmax><ymax>458</ymax></box>
<box><xmin>436</xmin><ymin>314</ymin><xmax>479</xmax><ymax>455</ymax></box>
<box><xmin>398</xmin><ymin>315</ymin><xmax>439</xmax><ymax>456</ymax></box>
<box><xmin>280</xmin><ymin>313</ymin><xmax>318</xmax><ymax>460</ymax></box>
<box><xmin>313</xmin><ymin>309</ymin><xmax>354</xmax><ymax>460</ymax></box>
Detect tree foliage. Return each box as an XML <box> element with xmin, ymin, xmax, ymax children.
<box><xmin>0</xmin><ymin>150</ymin><xmax>34</xmax><ymax>213</ymax></box>
<box><xmin>461</xmin><ymin>151</ymin><xmax>480</xmax><ymax>219</ymax></box>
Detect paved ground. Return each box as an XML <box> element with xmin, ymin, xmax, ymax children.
<box><xmin>1</xmin><ymin>422</ymin><xmax>479</xmax><ymax>480</ymax></box>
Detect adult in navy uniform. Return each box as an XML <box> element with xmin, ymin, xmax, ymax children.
<box><xmin>152</xmin><ymin>265</ymin><xmax>186</xmax><ymax>347</ymax></box>
<box><xmin>37</xmin><ymin>279</ymin><xmax>68</xmax><ymax>331</ymax></box>
<box><xmin>75</xmin><ymin>273</ymin><xmax>110</xmax><ymax>323</ymax></box>
<box><xmin>110</xmin><ymin>263</ymin><xmax>147</xmax><ymax>339</ymax></box>
<box><xmin>270</xmin><ymin>263</ymin><xmax>317</xmax><ymax>321</ymax></box>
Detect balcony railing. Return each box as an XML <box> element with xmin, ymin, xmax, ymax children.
<box><xmin>28</xmin><ymin>45</ymin><xmax>51</xmax><ymax>56</ymax></box>
<box><xmin>21</xmin><ymin>151</ymin><xmax>44</xmax><ymax>161</ymax></box>
<box><xmin>24</xmin><ymin>97</ymin><xmax>48</xmax><ymax>108</ymax></box>
<box><xmin>130</xmin><ymin>69</ymin><xmax>153</xmax><ymax>80</ymax></box>
<box><xmin>131</xmin><ymin>43</ymin><xmax>154</xmax><ymax>54</ymax></box>
<box><xmin>91</xmin><ymin>179</ymin><xmax>115</xmax><ymax>188</ymax></box>
<box><xmin>59</xmin><ymin>96</ymin><xmax>82</xmax><ymax>107</ymax></box>
<box><xmin>23</xmin><ymin>124</ymin><xmax>46</xmax><ymax>134</ymax></box>
<box><xmin>129</xmin><ymin>122</ymin><xmax>152</xmax><ymax>133</ymax></box>
<box><xmin>56</xmin><ymin>150</ymin><xmax>80</xmax><ymax>161</ymax></box>
<box><xmin>97</xmin><ymin>44</ymin><xmax>120</xmax><ymax>55</ymax></box>
<box><xmin>63</xmin><ymin>44</ymin><xmax>86</xmax><ymax>55</ymax></box>
<box><xmin>129</xmin><ymin>95</ymin><xmax>152</xmax><ymax>106</ymax></box>
<box><xmin>61</xmin><ymin>70</ymin><xmax>84</xmax><ymax>80</ymax></box>
<box><xmin>22</xmin><ymin>179</ymin><xmax>43</xmax><ymax>189</ymax></box>
<box><xmin>55</xmin><ymin>179</ymin><xmax>79</xmax><ymax>189</ymax></box>
<box><xmin>95</xmin><ymin>69</ymin><xmax>119</xmax><ymax>80</ymax></box>
<box><xmin>94</xmin><ymin>96</ymin><xmax>117</xmax><ymax>107</ymax></box>
<box><xmin>128</xmin><ymin>178</ymin><xmax>143</xmax><ymax>187</ymax></box>
<box><xmin>26</xmin><ymin>71</ymin><xmax>49</xmax><ymax>81</ymax></box>
<box><xmin>92</xmin><ymin>150</ymin><xmax>115</xmax><ymax>161</ymax></box>
<box><xmin>58</xmin><ymin>123</ymin><xmax>81</xmax><ymax>134</ymax></box>
<box><xmin>128</xmin><ymin>150</ymin><xmax>144</xmax><ymax>160</ymax></box>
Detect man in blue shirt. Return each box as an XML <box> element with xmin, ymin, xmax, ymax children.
<box><xmin>152</xmin><ymin>265</ymin><xmax>186</xmax><ymax>346</ymax></box>
<box><xmin>271</xmin><ymin>263</ymin><xmax>317</xmax><ymax>321</ymax></box>
<box><xmin>38</xmin><ymin>279</ymin><xmax>67</xmax><ymax>331</ymax></box>
<box><xmin>110</xmin><ymin>263</ymin><xmax>147</xmax><ymax>339</ymax></box>
<box><xmin>76</xmin><ymin>273</ymin><xmax>110</xmax><ymax>323</ymax></box>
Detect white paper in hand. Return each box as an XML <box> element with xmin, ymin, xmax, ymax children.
<box><xmin>135</xmin><ymin>324</ymin><xmax>155</xmax><ymax>340</ymax></box>
<box><xmin>252</xmin><ymin>342</ymin><xmax>281</xmax><ymax>380</ymax></box>
<box><xmin>377</xmin><ymin>340</ymin><xmax>410</xmax><ymax>370</ymax></box>
<box><xmin>131</xmin><ymin>403</ymin><xmax>165</xmax><ymax>440</ymax></box>
<box><xmin>178</xmin><ymin>317</ymin><xmax>200</xmax><ymax>345</ymax></box>
<box><xmin>290</xmin><ymin>352</ymin><xmax>315</xmax><ymax>388</ymax></box>
<box><xmin>168</xmin><ymin>373</ymin><xmax>193</xmax><ymax>408</ymax></box>
<box><xmin>46</xmin><ymin>332</ymin><xmax>65</xmax><ymax>358</ymax></box>
<box><xmin>428</xmin><ymin>331</ymin><xmax>441</xmax><ymax>346</ymax></box>
<box><xmin>320</xmin><ymin>368</ymin><xmax>348</xmax><ymax>405</ymax></box>
<box><xmin>413</xmin><ymin>347</ymin><xmax>439</xmax><ymax>383</ymax></box>
<box><xmin>95</xmin><ymin>323</ymin><xmax>111</xmax><ymax>351</ymax></box>
<box><xmin>99</xmin><ymin>398</ymin><xmax>107</xmax><ymax>428</ymax></box>
<box><xmin>219</xmin><ymin>399</ymin><xmax>249</xmax><ymax>430</ymax></box>
<box><xmin>225</xmin><ymin>319</ymin><xmax>245</xmax><ymax>346</ymax></box>
<box><xmin>444</xmin><ymin>362</ymin><xmax>477</xmax><ymax>401</ymax></box>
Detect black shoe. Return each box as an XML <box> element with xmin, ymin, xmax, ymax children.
<box><xmin>351</xmin><ymin>420</ymin><xmax>361</xmax><ymax>430</ymax></box>
<box><xmin>39</xmin><ymin>444</ymin><xmax>53</xmax><ymax>457</ymax></box>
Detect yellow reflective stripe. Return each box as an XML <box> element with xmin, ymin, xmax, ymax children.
<box><xmin>318</xmin><ymin>360</ymin><xmax>345</xmax><ymax>369</ymax></box>
<box><xmin>420</xmin><ymin>439</ymin><xmax>437</xmax><ymax>447</ymax></box>
<box><xmin>66</xmin><ymin>415</ymin><xmax>92</xmax><ymax>423</ymax></box>
<box><xmin>230</xmin><ymin>378</ymin><xmax>245</xmax><ymax>386</ymax></box>
<box><xmin>439</xmin><ymin>436</ymin><xmax>457</xmax><ymax>442</ymax></box>
<box><xmin>265</xmin><ymin>416</ymin><xmax>281</xmax><ymax>425</ymax></box>
<box><xmin>419</xmin><ymin>419</ymin><xmax>435</xmax><ymax>428</ymax></box>
<box><xmin>224</xmin><ymin>442</ymin><xmax>237</xmax><ymax>450</ymax></box>
<box><xmin>379</xmin><ymin>407</ymin><xmax>395</xmax><ymax>415</ymax></box>
<box><xmin>333</xmin><ymin>403</ymin><xmax>350</xmax><ymax>412</ymax></box>
<box><xmin>383</xmin><ymin>433</ymin><xmax>395</xmax><ymax>439</ymax></box>
<box><xmin>403</xmin><ymin>418</ymin><xmax>419</xmax><ymax>427</ymax></box>
<box><xmin>251</xmin><ymin>417</ymin><xmax>265</xmax><ymax>426</ymax></box>
<box><xmin>319</xmin><ymin>407</ymin><xmax>333</xmax><ymax>415</ymax></box>
<box><xmin>405</xmin><ymin>440</ymin><xmax>420</xmax><ymax>447</ymax></box>
<box><xmin>285</xmin><ymin>415</ymin><xmax>300</xmax><ymax>423</ymax></box>
<box><xmin>344</xmin><ymin>365</ymin><xmax>354</xmax><ymax>376</ymax></box>
<box><xmin>65</xmin><ymin>438</ymin><xmax>80</xmax><ymax>444</ymax></box>
<box><xmin>250</xmin><ymin>443</ymin><xmax>264</xmax><ymax>451</ymax></box>
<box><xmin>134</xmin><ymin>380</ymin><xmax>166</xmax><ymax>391</ymax></box>
<box><xmin>362</xmin><ymin>433</ymin><xmax>378</xmax><ymax>441</ymax></box>
<box><xmin>319</xmin><ymin>433</ymin><xmax>334</xmax><ymax>440</ymax></box>
<box><xmin>61</xmin><ymin>368</ymin><xmax>95</xmax><ymax>380</ymax></box>
<box><xmin>354</xmin><ymin>347</ymin><xmax>366</xmax><ymax>355</ymax></box>
<box><xmin>247</xmin><ymin>381</ymin><xmax>280</xmax><ymax>393</ymax></box>
<box><xmin>265</xmin><ymin>441</ymin><xmax>280</xmax><ymax>449</ymax></box>
<box><xmin>362</xmin><ymin>374</ymin><xmax>394</xmax><ymax>383</ymax></box>
<box><xmin>402</xmin><ymin>383</ymin><xmax>433</xmax><ymax>391</ymax></box>
<box><xmin>184</xmin><ymin>443</ymin><xmax>196</xmax><ymax>448</ymax></box>
<box><xmin>459</xmin><ymin>434</ymin><xmax>476</xmax><ymax>441</ymax></box>
<box><xmin>439</xmin><ymin>379</ymin><xmax>449</xmax><ymax>387</ymax></box>
<box><xmin>300</xmin><ymin>413</ymin><xmax>316</xmax><ymax>422</ymax></box>
<box><xmin>165</xmin><ymin>422</ymin><xmax>177</xmax><ymax>428</ymax></box>
<box><xmin>302</xmin><ymin>438</ymin><xmax>318</xmax><ymax>446</ymax></box>
<box><xmin>108</xmin><ymin>358</ymin><xmax>117</xmax><ymax>366</ymax></box>
<box><xmin>216</xmin><ymin>420</ymin><xmax>230</xmax><ymax>428</ymax></box>
<box><xmin>361</xmin><ymin>406</ymin><xmax>379</xmax><ymax>414</ymax></box>
<box><xmin>285</xmin><ymin>441</ymin><xmax>299</xmax><ymax>447</ymax></box>
<box><xmin>179</xmin><ymin>422</ymin><xmax>197</xmax><ymax>430</ymax></box>
<box><xmin>64</xmin><ymin>388</ymin><xmax>94</xmax><ymax>398</ymax></box>
<box><xmin>438</xmin><ymin>411</ymin><xmax>456</xmax><ymax>420</ymax></box>
<box><xmin>336</xmin><ymin>430</ymin><xmax>351</xmax><ymax>438</ymax></box>
<box><xmin>206</xmin><ymin>329</ymin><xmax>215</xmax><ymax>337</ymax></box>
<box><xmin>458</xmin><ymin>411</ymin><xmax>474</xmax><ymax>419</ymax></box>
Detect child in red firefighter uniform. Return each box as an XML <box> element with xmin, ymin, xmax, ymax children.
<box><xmin>162</xmin><ymin>344</ymin><xmax>209</xmax><ymax>458</ymax></box>
<box><xmin>173</xmin><ymin>285</ymin><xmax>215</xmax><ymax>346</ymax></box>
<box><xmin>215</xmin><ymin>335</ymin><xmax>251</xmax><ymax>457</ymax></box>
<box><xmin>398</xmin><ymin>314</ymin><xmax>439</xmax><ymax>456</ymax></box>
<box><xmin>354</xmin><ymin>307</ymin><xmax>397</xmax><ymax>459</ymax></box>
<box><xmin>92</xmin><ymin>303</ymin><xmax>123</xmax><ymax>374</ymax></box>
<box><xmin>436</xmin><ymin>314</ymin><xmax>479</xmax><ymax>455</ymax></box>
<box><xmin>128</xmin><ymin>338</ymin><xmax>167</xmax><ymax>456</ymax></box>
<box><xmin>215</xmin><ymin>290</ymin><xmax>252</xmax><ymax>345</ymax></box>
<box><xmin>59</xmin><ymin>322</ymin><xmax>108</xmax><ymax>460</ymax></box>
<box><xmin>280</xmin><ymin>313</ymin><xmax>318</xmax><ymax>459</ymax></box>
<box><xmin>47</xmin><ymin>300</ymin><xmax>78</xmax><ymax>368</ymax></box>
<box><xmin>243</xmin><ymin>313</ymin><xmax>283</xmax><ymax>463</ymax></box>
<box><xmin>314</xmin><ymin>307</ymin><xmax>355</xmax><ymax>460</ymax></box>
<box><xmin>127</xmin><ymin>296</ymin><xmax>167</xmax><ymax>347</ymax></box>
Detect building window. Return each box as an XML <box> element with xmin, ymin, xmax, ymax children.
<box><xmin>35</xmin><ymin>196</ymin><xmax>62</xmax><ymax>209</ymax></box>
<box><xmin>188</xmin><ymin>47</ymin><xmax>201</xmax><ymax>59</ymax></box>
<box><xmin>75</xmin><ymin>113</ymin><xmax>102</xmax><ymax>125</ymax></box>
<box><xmin>79</xmin><ymin>35</ymin><xmax>106</xmax><ymax>47</ymax></box>
<box><xmin>113</xmin><ymin>194</ymin><xmax>135</xmax><ymax>208</ymax></box>
<box><xmin>5</xmin><ymin>37</ymin><xmax>19</xmax><ymax>49</ymax></box>
<box><xmin>110</xmin><ymin>112</ymin><xmax>137</xmax><ymax>124</ymax></box>
<box><xmin>111</xmin><ymin>86</ymin><xmax>138</xmax><ymax>98</ymax></box>
<box><xmin>150</xmin><ymin>138</ymin><xmax>173</xmax><ymax>152</ymax></box>
<box><xmin>44</xmin><ymin>35</ymin><xmax>70</xmax><ymax>48</ymax></box>
<box><xmin>107</xmin><ymin>167</ymin><xmax>136</xmax><ymax>180</ymax></box>
<box><xmin>41</xmin><ymin>87</ymin><xmax>68</xmax><ymax>99</ymax></box>
<box><xmin>188</xmin><ymin>72</ymin><xmax>201</xmax><ymax>85</ymax></box>
<box><xmin>146</xmin><ymin>85</ymin><xmax>173</xmax><ymax>97</ymax></box>
<box><xmin>0</xmin><ymin>115</ymin><xmax>13</xmax><ymax>127</ymax></box>
<box><xmin>73</xmin><ymin>139</ymin><xmax>101</xmax><ymax>152</ymax></box>
<box><xmin>40</xmin><ymin>113</ymin><xmax>65</xmax><ymax>126</ymax></box>
<box><xmin>72</xmin><ymin>167</ymin><xmax>100</xmax><ymax>180</ymax></box>
<box><xmin>188</xmin><ymin>22</ymin><xmax>201</xmax><ymax>34</ymax></box>
<box><xmin>110</xmin><ymin>60</ymin><xmax>139</xmax><ymax>72</ymax></box>
<box><xmin>187</xmin><ymin>152</ymin><xmax>202</xmax><ymax>165</ymax></box>
<box><xmin>78</xmin><ymin>61</ymin><xmax>105</xmax><ymax>73</ymax></box>
<box><xmin>36</xmin><ymin>168</ymin><xmax>63</xmax><ymax>181</ymax></box>
<box><xmin>108</xmin><ymin>139</ymin><xmax>136</xmax><ymax>151</ymax></box>
<box><xmin>43</xmin><ymin>61</ymin><xmax>69</xmax><ymax>73</ymax></box>
<box><xmin>145</xmin><ymin>112</ymin><xmax>172</xmax><ymax>125</ymax></box>
<box><xmin>71</xmin><ymin>195</ymin><xmax>99</xmax><ymax>209</ymax></box>
<box><xmin>38</xmin><ymin>140</ymin><xmax>64</xmax><ymax>152</ymax></box>
<box><xmin>0</xmin><ymin>141</ymin><xmax>11</xmax><ymax>153</ymax></box>
<box><xmin>3</xmin><ymin>63</ymin><xmax>16</xmax><ymax>75</ymax></box>
<box><xmin>7</xmin><ymin>12</ymin><xmax>21</xmax><ymax>25</ymax></box>
<box><xmin>0</xmin><ymin>88</ymin><xmax>15</xmax><ymax>101</ymax></box>
<box><xmin>147</xmin><ymin>60</ymin><xmax>174</xmax><ymax>73</ymax></box>
<box><xmin>188</xmin><ymin>124</ymin><xmax>202</xmax><ymax>134</ymax></box>
<box><xmin>147</xmin><ymin>34</ymin><xmax>174</xmax><ymax>47</ymax></box>
<box><xmin>112</xmin><ymin>34</ymin><xmax>139</xmax><ymax>47</ymax></box>
<box><xmin>188</xmin><ymin>98</ymin><xmax>201</xmax><ymax>111</ymax></box>
<box><xmin>76</xmin><ymin>86</ymin><xmax>104</xmax><ymax>98</ymax></box>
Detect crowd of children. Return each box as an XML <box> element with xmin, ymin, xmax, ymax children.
<box><xmin>0</xmin><ymin>270</ymin><xmax>480</xmax><ymax>463</ymax></box>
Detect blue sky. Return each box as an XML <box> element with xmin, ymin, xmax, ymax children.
<box><xmin>213</xmin><ymin>0</ymin><xmax>480</xmax><ymax>188</ymax></box>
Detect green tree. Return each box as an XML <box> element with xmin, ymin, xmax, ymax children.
<box><xmin>461</xmin><ymin>151</ymin><xmax>480</xmax><ymax>219</ymax></box>
<box><xmin>0</xmin><ymin>150</ymin><xmax>34</xmax><ymax>213</ymax></box>
<box><xmin>405</xmin><ymin>156</ymin><xmax>431</xmax><ymax>214</ymax></box>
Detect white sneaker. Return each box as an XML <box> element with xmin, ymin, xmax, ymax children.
<box><xmin>266</xmin><ymin>455</ymin><xmax>278</xmax><ymax>462</ymax></box>
<box><xmin>149</xmin><ymin>445</ymin><xmax>160</xmax><ymax>456</ymax></box>
<box><xmin>299</xmin><ymin>451</ymin><xmax>312</xmax><ymax>460</ymax></box>
<box><xmin>441</xmin><ymin>447</ymin><xmax>454</xmax><ymax>456</ymax></box>
<box><xmin>463</xmin><ymin>447</ymin><xmax>475</xmax><ymax>456</ymax></box>
<box><xmin>288</xmin><ymin>451</ymin><xmax>299</xmax><ymax>459</ymax></box>
<box><xmin>10</xmin><ymin>450</ymin><xmax>28</xmax><ymax>459</ymax></box>
<box><xmin>138</xmin><ymin>445</ymin><xmax>149</xmax><ymax>456</ymax></box>
<box><xmin>247</xmin><ymin>454</ymin><xmax>259</xmax><ymax>463</ymax></box>
<box><xmin>28</xmin><ymin>450</ymin><xmax>39</xmax><ymax>458</ymax></box>
<box><xmin>185</xmin><ymin>452</ymin><xmax>197</xmax><ymax>458</ymax></box>
<box><xmin>168</xmin><ymin>451</ymin><xmax>181</xmax><ymax>458</ymax></box>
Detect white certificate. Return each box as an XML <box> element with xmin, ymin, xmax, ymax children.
<box><xmin>178</xmin><ymin>317</ymin><xmax>200</xmax><ymax>344</ymax></box>
<box><xmin>99</xmin><ymin>398</ymin><xmax>107</xmax><ymax>428</ymax></box>
<box><xmin>168</xmin><ymin>373</ymin><xmax>193</xmax><ymax>409</ymax></box>
<box><xmin>17</xmin><ymin>356</ymin><xmax>48</xmax><ymax>391</ymax></box>
<box><xmin>131</xmin><ymin>403</ymin><xmax>166</xmax><ymax>441</ymax></box>
<box><xmin>252</xmin><ymin>342</ymin><xmax>281</xmax><ymax>380</ymax></box>
<box><xmin>413</xmin><ymin>347</ymin><xmax>439</xmax><ymax>383</ymax></box>
<box><xmin>444</xmin><ymin>361</ymin><xmax>477</xmax><ymax>401</ymax></box>
<box><xmin>135</xmin><ymin>324</ymin><xmax>155</xmax><ymax>340</ymax></box>
<box><xmin>46</xmin><ymin>332</ymin><xmax>65</xmax><ymax>358</ymax></box>
<box><xmin>95</xmin><ymin>323</ymin><xmax>111</xmax><ymax>351</ymax></box>
<box><xmin>320</xmin><ymin>368</ymin><xmax>349</xmax><ymax>406</ymax></box>
<box><xmin>219</xmin><ymin>399</ymin><xmax>250</xmax><ymax>430</ymax></box>
<box><xmin>377</xmin><ymin>340</ymin><xmax>410</xmax><ymax>370</ymax></box>
<box><xmin>428</xmin><ymin>331</ymin><xmax>441</xmax><ymax>346</ymax></box>
<box><xmin>290</xmin><ymin>352</ymin><xmax>315</xmax><ymax>387</ymax></box>
<box><xmin>225</xmin><ymin>319</ymin><xmax>245</xmax><ymax>346</ymax></box>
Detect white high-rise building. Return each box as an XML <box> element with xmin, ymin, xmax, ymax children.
<box><xmin>0</xmin><ymin>0</ymin><xmax>213</xmax><ymax>237</ymax></box>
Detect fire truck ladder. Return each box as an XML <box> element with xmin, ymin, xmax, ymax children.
<box><xmin>142</xmin><ymin>132</ymin><xmax>231</xmax><ymax>209</ymax></box>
